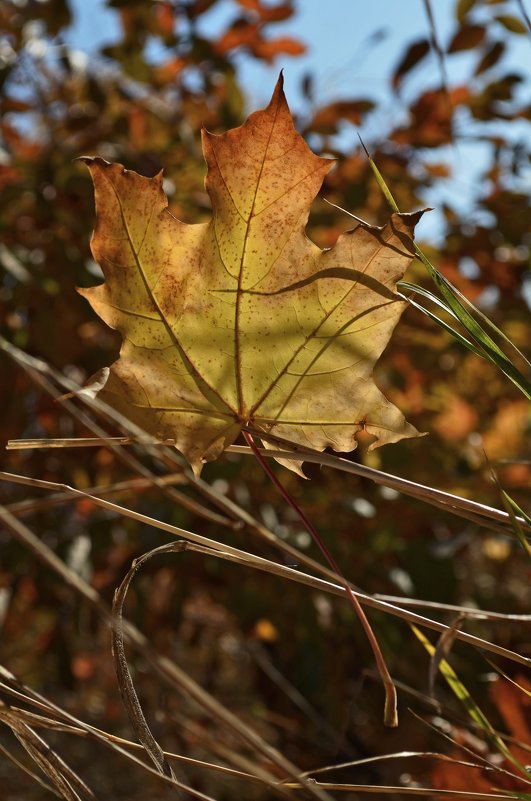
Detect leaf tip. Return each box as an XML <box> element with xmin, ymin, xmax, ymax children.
<box><xmin>270</xmin><ymin>69</ymin><xmax>287</xmax><ymax>109</ymax></box>
<box><xmin>75</xmin><ymin>155</ymin><xmax>94</xmax><ymax>166</ymax></box>
<box><xmin>76</xmin><ymin>155</ymin><xmax>111</xmax><ymax>170</ymax></box>
<box><xmin>190</xmin><ymin>458</ymin><xmax>205</xmax><ymax>478</ymax></box>
<box><xmin>397</xmin><ymin>207</ymin><xmax>431</xmax><ymax>231</ymax></box>
<box><xmin>357</xmin><ymin>132</ymin><xmax>371</xmax><ymax>159</ymax></box>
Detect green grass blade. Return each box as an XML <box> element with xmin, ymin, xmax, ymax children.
<box><xmin>410</xmin><ymin>625</ymin><xmax>529</xmax><ymax>777</ymax></box>
<box><xmin>367</xmin><ymin>154</ymin><xmax>531</xmax><ymax>399</ymax></box>
<box><xmin>500</xmin><ymin>492</ymin><xmax>531</xmax><ymax>562</ymax></box>
<box><xmin>398</xmin><ymin>284</ymin><xmax>485</xmax><ymax>358</ymax></box>
<box><xmin>503</xmin><ymin>493</ymin><xmax>531</xmax><ymax>527</ymax></box>
<box><xmin>412</xmin><ymin>248</ymin><xmax>531</xmax><ymax>398</ymax></box>
<box><xmin>488</xmin><ymin>465</ymin><xmax>531</xmax><ymax>560</ymax></box>
<box><xmin>446</xmin><ymin>280</ymin><xmax>531</xmax><ymax>372</ymax></box>
<box><xmin>364</xmin><ymin>145</ymin><xmax>400</xmax><ymax>213</ymax></box>
<box><xmin>398</xmin><ymin>281</ymin><xmax>461</xmax><ymax>317</ymax></box>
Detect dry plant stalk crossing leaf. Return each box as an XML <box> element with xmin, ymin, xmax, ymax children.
<box><xmin>80</xmin><ymin>75</ymin><xmax>422</xmax><ymax>473</ymax></box>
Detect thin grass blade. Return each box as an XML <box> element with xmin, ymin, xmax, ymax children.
<box><xmin>366</xmin><ymin>154</ymin><xmax>531</xmax><ymax>398</ymax></box>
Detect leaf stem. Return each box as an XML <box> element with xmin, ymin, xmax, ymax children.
<box><xmin>242</xmin><ymin>430</ymin><xmax>398</xmax><ymax>727</ymax></box>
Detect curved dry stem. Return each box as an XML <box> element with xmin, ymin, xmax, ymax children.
<box><xmin>111</xmin><ymin>574</ymin><xmax>176</xmax><ymax>781</ymax></box>
<box><xmin>110</xmin><ymin>540</ymin><xmax>335</xmax><ymax>801</ymax></box>
<box><xmin>298</xmin><ymin>750</ymin><xmax>495</xmax><ymax>779</ymax></box>
<box><xmin>0</xmin><ymin>508</ymin><xmax>334</xmax><ymax>800</ymax></box>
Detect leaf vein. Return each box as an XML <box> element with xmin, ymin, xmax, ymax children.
<box><xmin>104</xmin><ymin>173</ymin><xmax>236</xmax><ymax>415</ymax></box>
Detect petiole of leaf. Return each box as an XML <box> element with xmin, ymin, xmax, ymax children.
<box><xmin>243</xmin><ymin>430</ymin><xmax>399</xmax><ymax>727</ymax></box>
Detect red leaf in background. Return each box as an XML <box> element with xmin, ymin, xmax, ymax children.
<box><xmin>474</xmin><ymin>40</ymin><xmax>505</xmax><ymax>76</ymax></box>
<box><xmin>392</xmin><ymin>87</ymin><xmax>469</xmax><ymax>148</ymax></box>
<box><xmin>128</xmin><ymin>105</ymin><xmax>147</xmax><ymax>151</ymax></box>
<box><xmin>0</xmin><ymin>164</ymin><xmax>22</xmax><ymax>191</ymax></box>
<box><xmin>392</xmin><ymin>38</ymin><xmax>431</xmax><ymax>88</ymax></box>
<box><xmin>492</xmin><ymin>675</ymin><xmax>531</xmax><ymax>748</ymax></box>
<box><xmin>447</xmin><ymin>24</ymin><xmax>486</xmax><ymax>53</ymax></box>
<box><xmin>71</xmin><ymin>653</ymin><xmax>97</xmax><ymax>681</ymax></box>
<box><xmin>153</xmin><ymin>56</ymin><xmax>186</xmax><ymax>87</ymax></box>
<box><xmin>433</xmin><ymin>396</ymin><xmax>479</xmax><ymax>441</ymax></box>
<box><xmin>75</xmin><ymin>498</ymin><xmax>95</xmax><ymax>519</ymax></box>
<box><xmin>216</xmin><ymin>26</ymin><xmax>305</xmax><ymax>61</ymax></box>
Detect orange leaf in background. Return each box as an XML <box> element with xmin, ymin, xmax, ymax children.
<box><xmin>215</xmin><ymin>19</ymin><xmax>259</xmax><ymax>53</ymax></box>
<box><xmin>71</xmin><ymin>654</ymin><xmax>97</xmax><ymax>681</ymax></box>
<box><xmin>251</xmin><ymin>35</ymin><xmax>306</xmax><ymax>61</ymax></box>
<box><xmin>236</xmin><ymin>0</ymin><xmax>294</xmax><ymax>23</ymax></box>
<box><xmin>307</xmin><ymin>100</ymin><xmax>376</xmax><ymax>134</ymax></box>
<box><xmin>431</xmin><ymin>676</ymin><xmax>531</xmax><ymax>795</ymax></box>
<box><xmin>491</xmin><ymin>674</ymin><xmax>531</xmax><ymax>750</ymax></box>
<box><xmin>80</xmin><ymin>77</ymin><xmax>422</xmax><ymax>474</ymax></box>
<box><xmin>433</xmin><ymin>396</ymin><xmax>478</xmax><ymax>441</ymax></box>
<box><xmin>154</xmin><ymin>1</ymin><xmax>175</xmax><ymax>36</ymax></box>
<box><xmin>392</xmin><ymin>38</ymin><xmax>431</xmax><ymax>88</ymax></box>
<box><xmin>482</xmin><ymin>400</ymin><xmax>530</xmax><ymax>460</ymax></box>
<box><xmin>153</xmin><ymin>56</ymin><xmax>185</xmax><ymax>87</ymax></box>
<box><xmin>128</xmin><ymin>106</ymin><xmax>147</xmax><ymax>151</ymax></box>
<box><xmin>392</xmin><ymin>87</ymin><xmax>470</xmax><ymax>148</ymax></box>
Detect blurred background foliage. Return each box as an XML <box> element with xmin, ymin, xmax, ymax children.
<box><xmin>0</xmin><ymin>0</ymin><xmax>530</xmax><ymax>798</ymax></box>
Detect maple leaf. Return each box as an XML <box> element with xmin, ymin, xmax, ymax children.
<box><xmin>80</xmin><ymin>76</ymin><xmax>422</xmax><ymax>474</ymax></box>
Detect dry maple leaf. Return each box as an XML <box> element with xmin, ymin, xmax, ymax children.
<box><xmin>80</xmin><ymin>76</ymin><xmax>422</xmax><ymax>474</ymax></box>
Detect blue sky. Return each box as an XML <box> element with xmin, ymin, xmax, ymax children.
<box><xmin>65</xmin><ymin>0</ymin><xmax>531</xmax><ymax>245</ymax></box>
<box><xmin>68</xmin><ymin>0</ymin><xmax>452</xmax><ymax>108</ymax></box>
<box><xmin>66</xmin><ymin>1</ymin><xmax>531</xmax><ymax>108</ymax></box>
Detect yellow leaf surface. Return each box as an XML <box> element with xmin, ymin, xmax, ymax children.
<box><xmin>80</xmin><ymin>76</ymin><xmax>422</xmax><ymax>473</ymax></box>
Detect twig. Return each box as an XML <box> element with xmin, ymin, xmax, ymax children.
<box><xmin>6</xmin><ymin>474</ymin><xmax>185</xmax><ymax>517</ymax></box>
<box><xmin>1</xmin><ymin>485</ymin><xmax>529</xmax><ymax>668</ymax></box>
<box><xmin>0</xmin><ymin>505</ymin><xmax>334</xmax><ymax>801</ymax></box>
<box><xmin>515</xmin><ymin>0</ymin><xmax>531</xmax><ymax>34</ymax></box>
<box><xmin>234</xmin><ymin>434</ymin><xmax>531</xmax><ymax>536</ymax></box>
<box><xmin>0</xmin><ymin>680</ymin><xmax>260</xmax><ymax>785</ymax></box>
<box><xmin>422</xmin><ymin>0</ymin><xmax>450</xmax><ymax>93</ymax></box>
<box><xmin>0</xmin><ymin>336</ymin><xmax>236</xmax><ymax>528</ymax></box>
